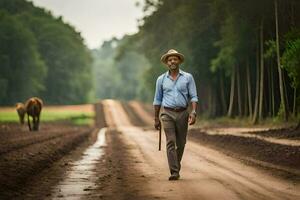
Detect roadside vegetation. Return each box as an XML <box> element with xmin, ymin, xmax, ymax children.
<box><xmin>0</xmin><ymin>107</ymin><xmax>94</xmax><ymax>125</ymax></box>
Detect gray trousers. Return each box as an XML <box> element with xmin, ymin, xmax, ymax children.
<box><xmin>160</xmin><ymin>109</ymin><xmax>189</xmax><ymax>175</ymax></box>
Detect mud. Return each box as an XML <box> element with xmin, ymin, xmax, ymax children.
<box><xmin>0</xmin><ymin>122</ymin><xmax>93</xmax><ymax>199</ymax></box>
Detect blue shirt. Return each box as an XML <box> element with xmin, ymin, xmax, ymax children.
<box><xmin>153</xmin><ymin>69</ymin><xmax>198</xmax><ymax>108</ymax></box>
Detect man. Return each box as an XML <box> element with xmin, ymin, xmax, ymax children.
<box><xmin>153</xmin><ymin>49</ymin><xmax>198</xmax><ymax>181</ymax></box>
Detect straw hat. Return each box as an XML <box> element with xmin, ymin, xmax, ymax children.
<box><xmin>160</xmin><ymin>49</ymin><xmax>184</xmax><ymax>65</ymax></box>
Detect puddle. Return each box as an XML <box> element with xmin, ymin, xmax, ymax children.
<box><xmin>51</xmin><ymin>128</ymin><xmax>106</xmax><ymax>199</ymax></box>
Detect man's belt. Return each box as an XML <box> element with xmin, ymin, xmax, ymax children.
<box><xmin>164</xmin><ymin>106</ymin><xmax>187</xmax><ymax>112</ymax></box>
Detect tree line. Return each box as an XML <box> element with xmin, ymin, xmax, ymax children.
<box><xmin>112</xmin><ymin>0</ymin><xmax>300</xmax><ymax>122</ymax></box>
<box><xmin>2</xmin><ymin>0</ymin><xmax>300</xmax><ymax>124</ymax></box>
<box><xmin>0</xmin><ymin>0</ymin><xmax>92</xmax><ymax>105</ymax></box>
<box><xmin>92</xmin><ymin>36</ymin><xmax>151</xmax><ymax>101</ymax></box>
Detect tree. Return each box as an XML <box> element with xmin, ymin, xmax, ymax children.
<box><xmin>275</xmin><ymin>0</ymin><xmax>289</xmax><ymax>121</ymax></box>
<box><xmin>0</xmin><ymin>11</ymin><xmax>46</xmax><ymax>105</ymax></box>
<box><xmin>0</xmin><ymin>0</ymin><xmax>93</xmax><ymax>105</ymax></box>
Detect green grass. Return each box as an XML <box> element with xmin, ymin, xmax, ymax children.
<box><xmin>0</xmin><ymin>110</ymin><xmax>94</xmax><ymax>125</ymax></box>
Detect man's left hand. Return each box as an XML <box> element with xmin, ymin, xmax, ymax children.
<box><xmin>188</xmin><ymin>113</ymin><xmax>196</xmax><ymax>125</ymax></box>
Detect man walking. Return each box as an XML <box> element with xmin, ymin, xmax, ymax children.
<box><xmin>153</xmin><ymin>49</ymin><xmax>198</xmax><ymax>181</ymax></box>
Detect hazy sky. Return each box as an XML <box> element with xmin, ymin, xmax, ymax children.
<box><xmin>29</xmin><ymin>0</ymin><xmax>144</xmax><ymax>49</ymax></box>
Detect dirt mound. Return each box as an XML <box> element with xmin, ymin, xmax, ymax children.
<box><xmin>189</xmin><ymin>129</ymin><xmax>300</xmax><ymax>179</ymax></box>
<box><xmin>247</xmin><ymin>127</ymin><xmax>300</xmax><ymax>139</ymax></box>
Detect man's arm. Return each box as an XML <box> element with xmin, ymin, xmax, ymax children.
<box><xmin>153</xmin><ymin>76</ymin><xmax>163</xmax><ymax>130</ymax></box>
<box><xmin>191</xmin><ymin>102</ymin><xmax>197</xmax><ymax>114</ymax></box>
<box><xmin>188</xmin><ymin>74</ymin><xmax>198</xmax><ymax>125</ymax></box>
<box><xmin>188</xmin><ymin>102</ymin><xmax>197</xmax><ymax>125</ymax></box>
<box><xmin>154</xmin><ymin>105</ymin><xmax>161</xmax><ymax>119</ymax></box>
<box><xmin>154</xmin><ymin>105</ymin><xmax>161</xmax><ymax>130</ymax></box>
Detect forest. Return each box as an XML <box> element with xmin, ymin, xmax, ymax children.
<box><xmin>1</xmin><ymin>0</ymin><xmax>300</xmax><ymax>123</ymax></box>
<box><xmin>100</xmin><ymin>0</ymin><xmax>300</xmax><ymax>122</ymax></box>
<box><xmin>0</xmin><ymin>0</ymin><xmax>92</xmax><ymax>105</ymax></box>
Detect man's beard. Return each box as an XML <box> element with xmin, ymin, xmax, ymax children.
<box><xmin>170</xmin><ymin>65</ymin><xmax>178</xmax><ymax>70</ymax></box>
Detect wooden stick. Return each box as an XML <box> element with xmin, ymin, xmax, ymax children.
<box><xmin>159</xmin><ymin>127</ymin><xmax>161</xmax><ymax>151</ymax></box>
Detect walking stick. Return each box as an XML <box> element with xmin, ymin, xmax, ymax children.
<box><xmin>158</xmin><ymin>126</ymin><xmax>161</xmax><ymax>151</ymax></box>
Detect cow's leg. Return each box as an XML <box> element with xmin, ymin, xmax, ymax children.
<box><xmin>33</xmin><ymin>116</ymin><xmax>37</xmax><ymax>131</ymax></box>
<box><xmin>36</xmin><ymin>114</ymin><xmax>40</xmax><ymax>131</ymax></box>
<box><xmin>27</xmin><ymin>115</ymin><xmax>32</xmax><ymax>131</ymax></box>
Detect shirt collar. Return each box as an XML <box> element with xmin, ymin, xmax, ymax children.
<box><xmin>166</xmin><ymin>69</ymin><xmax>184</xmax><ymax>77</ymax></box>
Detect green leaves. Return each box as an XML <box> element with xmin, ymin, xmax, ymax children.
<box><xmin>264</xmin><ymin>40</ymin><xmax>276</xmax><ymax>59</ymax></box>
<box><xmin>282</xmin><ymin>32</ymin><xmax>300</xmax><ymax>89</ymax></box>
<box><xmin>0</xmin><ymin>0</ymin><xmax>92</xmax><ymax>105</ymax></box>
<box><xmin>0</xmin><ymin>10</ymin><xmax>46</xmax><ymax>105</ymax></box>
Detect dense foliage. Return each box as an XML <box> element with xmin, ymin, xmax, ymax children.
<box><xmin>110</xmin><ymin>0</ymin><xmax>300</xmax><ymax>122</ymax></box>
<box><xmin>2</xmin><ymin>0</ymin><xmax>300</xmax><ymax>123</ymax></box>
<box><xmin>0</xmin><ymin>0</ymin><xmax>92</xmax><ymax>105</ymax></box>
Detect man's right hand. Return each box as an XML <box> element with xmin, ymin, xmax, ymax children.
<box><xmin>154</xmin><ymin>117</ymin><xmax>161</xmax><ymax>130</ymax></box>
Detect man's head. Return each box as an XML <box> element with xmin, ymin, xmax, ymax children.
<box><xmin>160</xmin><ymin>49</ymin><xmax>184</xmax><ymax>68</ymax></box>
<box><xmin>166</xmin><ymin>55</ymin><xmax>181</xmax><ymax>70</ymax></box>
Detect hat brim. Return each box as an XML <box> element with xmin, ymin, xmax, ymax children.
<box><xmin>161</xmin><ymin>52</ymin><xmax>184</xmax><ymax>65</ymax></box>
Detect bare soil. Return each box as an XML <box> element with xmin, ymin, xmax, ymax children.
<box><xmin>188</xmin><ymin>129</ymin><xmax>300</xmax><ymax>180</ymax></box>
<box><xmin>120</xmin><ymin>102</ymin><xmax>300</xmax><ymax>180</ymax></box>
<box><xmin>247</xmin><ymin>126</ymin><xmax>300</xmax><ymax>139</ymax></box>
<box><xmin>87</xmin><ymin>128</ymin><xmax>155</xmax><ymax>200</ymax></box>
<box><xmin>98</xmin><ymin>100</ymin><xmax>300</xmax><ymax>200</ymax></box>
<box><xmin>0</xmin><ymin>122</ymin><xmax>93</xmax><ymax>199</ymax></box>
<box><xmin>1</xmin><ymin>101</ymin><xmax>300</xmax><ymax>199</ymax></box>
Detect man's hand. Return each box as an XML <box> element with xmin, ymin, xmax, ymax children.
<box><xmin>154</xmin><ymin>117</ymin><xmax>161</xmax><ymax>130</ymax></box>
<box><xmin>188</xmin><ymin>112</ymin><xmax>196</xmax><ymax>125</ymax></box>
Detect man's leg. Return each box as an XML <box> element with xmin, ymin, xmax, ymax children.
<box><xmin>160</xmin><ymin>112</ymin><xmax>180</xmax><ymax>175</ymax></box>
<box><xmin>175</xmin><ymin>110</ymin><xmax>189</xmax><ymax>171</ymax></box>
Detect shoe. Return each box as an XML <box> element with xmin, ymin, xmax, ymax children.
<box><xmin>168</xmin><ymin>173</ymin><xmax>180</xmax><ymax>181</ymax></box>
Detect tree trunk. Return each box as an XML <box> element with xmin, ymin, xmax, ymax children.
<box><xmin>293</xmin><ymin>88</ymin><xmax>297</xmax><ymax>116</ymax></box>
<box><xmin>275</xmin><ymin>0</ymin><xmax>288</xmax><ymax>121</ymax></box>
<box><xmin>237</xmin><ymin>65</ymin><xmax>242</xmax><ymax>117</ymax></box>
<box><xmin>211</xmin><ymin>87</ymin><xmax>217</xmax><ymax>117</ymax></box>
<box><xmin>208</xmin><ymin>86</ymin><xmax>212</xmax><ymax>117</ymax></box>
<box><xmin>252</xmin><ymin>38</ymin><xmax>260</xmax><ymax>124</ymax></box>
<box><xmin>246</xmin><ymin>59</ymin><xmax>253</xmax><ymax>118</ymax></box>
<box><xmin>271</xmin><ymin>64</ymin><xmax>275</xmax><ymax>116</ymax></box>
<box><xmin>267</xmin><ymin>62</ymin><xmax>272</xmax><ymax>117</ymax></box>
<box><xmin>244</xmin><ymin>81</ymin><xmax>249</xmax><ymax>116</ymax></box>
<box><xmin>220</xmin><ymin>71</ymin><xmax>227</xmax><ymax>115</ymax></box>
<box><xmin>227</xmin><ymin>65</ymin><xmax>236</xmax><ymax>117</ymax></box>
<box><xmin>258</xmin><ymin>19</ymin><xmax>264</xmax><ymax>120</ymax></box>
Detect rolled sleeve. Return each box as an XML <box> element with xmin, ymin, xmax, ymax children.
<box><xmin>153</xmin><ymin>76</ymin><xmax>163</xmax><ymax>105</ymax></box>
<box><xmin>188</xmin><ymin>74</ymin><xmax>198</xmax><ymax>103</ymax></box>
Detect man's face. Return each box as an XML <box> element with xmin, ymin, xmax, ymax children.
<box><xmin>167</xmin><ymin>56</ymin><xmax>180</xmax><ymax>70</ymax></box>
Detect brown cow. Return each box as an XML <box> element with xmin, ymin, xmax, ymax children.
<box><xmin>16</xmin><ymin>103</ymin><xmax>26</xmax><ymax>124</ymax></box>
<box><xmin>25</xmin><ymin>97</ymin><xmax>43</xmax><ymax>131</ymax></box>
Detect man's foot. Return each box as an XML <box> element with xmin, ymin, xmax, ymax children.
<box><xmin>168</xmin><ymin>173</ymin><xmax>180</xmax><ymax>181</ymax></box>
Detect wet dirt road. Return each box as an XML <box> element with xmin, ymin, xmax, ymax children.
<box><xmin>97</xmin><ymin>100</ymin><xmax>300</xmax><ymax>200</ymax></box>
<box><xmin>21</xmin><ymin>100</ymin><xmax>299</xmax><ymax>200</ymax></box>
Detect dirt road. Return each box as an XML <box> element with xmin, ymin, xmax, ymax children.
<box><xmin>88</xmin><ymin>100</ymin><xmax>300</xmax><ymax>200</ymax></box>
<box><xmin>1</xmin><ymin>100</ymin><xmax>300</xmax><ymax>199</ymax></box>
